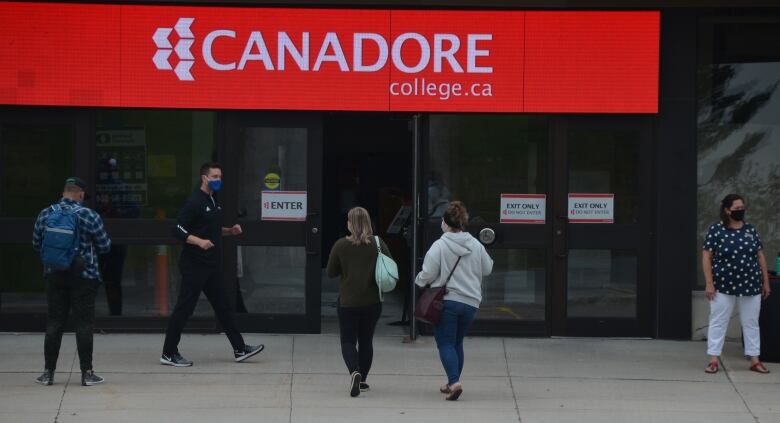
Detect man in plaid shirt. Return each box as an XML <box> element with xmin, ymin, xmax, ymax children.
<box><xmin>32</xmin><ymin>177</ymin><xmax>111</xmax><ymax>387</ymax></box>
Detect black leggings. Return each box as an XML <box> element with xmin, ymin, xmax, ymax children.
<box><xmin>337</xmin><ymin>302</ymin><xmax>382</xmax><ymax>381</ymax></box>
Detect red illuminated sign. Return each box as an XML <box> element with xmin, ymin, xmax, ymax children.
<box><xmin>0</xmin><ymin>3</ymin><xmax>659</xmax><ymax>113</ymax></box>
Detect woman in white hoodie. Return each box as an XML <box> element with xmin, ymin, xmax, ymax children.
<box><xmin>415</xmin><ymin>201</ymin><xmax>493</xmax><ymax>401</ymax></box>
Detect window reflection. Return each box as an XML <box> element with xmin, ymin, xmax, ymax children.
<box><xmin>0</xmin><ymin>246</ymin><xmax>46</xmax><ymax>313</ymax></box>
<box><xmin>697</xmin><ymin>20</ymin><xmax>780</xmax><ymax>286</ymax></box>
<box><xmin>94</xmin><ymin>110</ymin><xmax>216</xmax><ymax>220</ymax></box>
<box><xmin>427</xmin><ymin>115</ymin><xmax>548</xmax><ymax>224</ymax></box>
<box><xmin>567</xmin><ymin>249</ymin><xmax>637</xmax><ymax>318</ymax></box>
<box><xmin>478</xmin><ymin>249</ymin><xmax>546</xmax><ymax>321</ymax></box>
<box><xmin>0</xmin><ymin>242</ymin><xmax>233</xmax><ymax>318</ymax></box>
<box><xmin>237</xmin><ymin>127</ymin><xmax>307</xmax><ymax>221</ymax></box>
<box><xmin>568</xmin><ymin>129</ymin><xmax>640</xmax><ymax>224</ymax></box>
<box><xmin>93</xmin><ymin>244</ymin><xmax>216</xmax><ymax>317</ymax></box>
<box><xmin>0</xmin><ymin>123</ymin><xmax>74</xmax><ymax>218</ymax></box>
<box><xmin>236</xmin><ymin>246</ymin><xmax>306</xmax><ymax>314</ymax></box>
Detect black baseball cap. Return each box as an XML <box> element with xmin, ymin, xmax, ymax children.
<box><xmin>64</xmin><ymin>177</ymin><xmax>88</xmax><ymax>191</ymax></box>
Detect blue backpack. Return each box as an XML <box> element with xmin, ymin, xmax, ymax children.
<box><xmin>40</xmin><ymin>204</ymin><xmax>82</xmax><ymax>272</ymax></box>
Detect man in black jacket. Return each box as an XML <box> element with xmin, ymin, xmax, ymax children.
<box><xmin>160</xmin><ymin>162</ymin><xmax>263</xmax><ymax>367</ymax></box>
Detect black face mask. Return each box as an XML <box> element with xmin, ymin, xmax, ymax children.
<box><xmin>730</xmin><ymin>209</ymin><xmax>745</xmax><ymax>221</ymax></box>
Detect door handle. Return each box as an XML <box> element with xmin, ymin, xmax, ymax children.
<box><xmin>307</xmin><ymin>212</ymin><xmax>319</xmax><ymax>235</ymax></box>
<box><xmin>305</xmin><ymin>211</ymin><xmax>320</xmax><ymax>255</ymax></box>
<box><xmin>556</xmin><ymin>227</ymin><xmax>568</xmax><ymax>258</ymax></box>
<box><xmin>478</xmin><ymin>228</ymin><xmax>496</xmax><ymax>245</ymax></box>
<box><xmin>555</xmin><ymin>214</ymin><xmax>568</xmax><ymax>259</ymax></box>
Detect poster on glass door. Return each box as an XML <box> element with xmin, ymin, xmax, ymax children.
<box><xmin>500</xmin><ymin>194</ymin><xmax>546</xmax><ymax>224</ymax></box>
<box><xmin>95</xmin><ymin>128</ymin><xmax>148</xmax><ymax>207</ymax></box>
<box><xmin>568</xmin><ymin>193</ymin><xmax>614</xmax><ymax>223</ymax></box>
<box><xmin>261</xmin><ymin>191</ymin><xmax>307</xmax><ymax>221</ymax></box>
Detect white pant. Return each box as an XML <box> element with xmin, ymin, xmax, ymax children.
<box><xmin>707</xmin><ymin>292</ymin><xmax>761</xmax><ymax>357</ymax></box>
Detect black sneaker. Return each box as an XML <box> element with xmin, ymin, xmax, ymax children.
<box><xmin>35</xmin><ymin>369</ymin><xmax>54</xmax><ymax>386</ymax></box>
<box><xmin>81</xmin><ymin>370</ymin><xmax>104</xmax><ymax>386</ymax></box>
<box><xmin>349</xmin><ymin>371</ymin><xmax>362</xmax><ymax>397</ymax></box>
<box><xmin>160</xmin><ymin>352</ymin><xmax>193</xmax><ymax>367</ymax></box>
<box><xmin>234</xmin><ymin>344</ymin><xmax>264</xmax><ymax>362</ymax></box>
<box><xmin>360</xmin><ymin>382</ymin><xmax>370</xmax><ymax>392</ymax></box>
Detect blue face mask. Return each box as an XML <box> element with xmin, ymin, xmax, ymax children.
<box><xmin>207</xmin><ymin>179</ymin><xmax>222</xmax><ymax>192</ymax></box>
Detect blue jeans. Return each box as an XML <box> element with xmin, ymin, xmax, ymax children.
<box><xmin>434</xmin><ymin>300</ymin><xmax>478</xmax><ymax>385</ymax></box>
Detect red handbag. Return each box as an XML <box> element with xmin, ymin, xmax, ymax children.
<box><xmin>414</xmin><ymin>257</ymin><xmax>461</xmax><ymax>325</ymax></box>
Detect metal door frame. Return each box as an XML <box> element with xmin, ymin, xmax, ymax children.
<box><xmin>221</xmin><ymin>111</ymin><xmax>323</xmax><ymax>333</ymax></box>
<box><xmin>550</xmin><ymin>115</ymin><xmax>655</xmax><ymax>337</ymax></box>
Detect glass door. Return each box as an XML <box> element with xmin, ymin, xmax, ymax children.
<box><xmin>551</xmin><ymin>117</ymin><xmax>654</xmax><ymax>336</ymax></box>
<box><xmin>422</xmin><ymin>114</ymin><xmax>550</xmax><ymax>336</ymax></box>
<box><xmin>222</xmin><ymin>112</ymin><xmax>322</xmax><ymax>333</ymax></box>
<box><xmin>420</xmin><ymin>114</ymin><xmax>653</xmax><ymax>337</ymax></box>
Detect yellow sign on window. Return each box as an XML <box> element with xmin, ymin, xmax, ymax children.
<box><xmin>264</xmin><ymin>172</ymin><xmax>281</xmax><ymax>190</ymax></box>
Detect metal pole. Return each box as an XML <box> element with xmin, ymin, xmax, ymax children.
<box><xmin>410</xmin><ymin>114</ymin><xmax>421</xmax><ymax>341</ymax></box>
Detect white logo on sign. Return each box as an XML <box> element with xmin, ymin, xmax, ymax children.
<box><xmin>153</xmin><ymin>18</ymin><xmax>195</xmax><ymax>81</ymax></box>
<box><xmin>152</xmin><ymin>18</ymin><xmax>494</xmax><ymax>82</ymax></box>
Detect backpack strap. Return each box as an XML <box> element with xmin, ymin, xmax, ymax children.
<box><xmin>374</xmin><ymin>236</ymin><xmax>381</xmax><ymax>253</ymax></box>
<box><xmin>51</xmin><ymin>203</ymin><xmax>83</xmax><ymax>213</ymax></box>
<box><xmin>60</xmin><ymin>203</ymin><xmax>85</xmax><ymax>223</ymax></box>
<box><xmin>64</xmin><ymin>204</ymin><xmax>86</xmax><ymax>261</ymax></box>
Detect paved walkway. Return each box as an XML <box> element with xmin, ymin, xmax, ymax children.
<box><xmin>1</xmin><ymin>333</ymin><xmax>779</xmax><ymax>423</ymax></box>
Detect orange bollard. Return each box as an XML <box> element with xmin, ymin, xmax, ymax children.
<box><xmin>154</xmin><ymin>209</ymin><xmax>170</xmax><ymax>316</ymax></box>
<box><xmin>154</xmin><ymin>244</ymin><xmax>170</xmax><ymax>316</ymax></box>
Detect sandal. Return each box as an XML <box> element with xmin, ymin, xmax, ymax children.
<box><xmin>705</xmin><ymin>361</ymin><xmax>719</xmax><ymax>374</ymax></box>
<box><xmin>750</xmin><ymin>362</ymin><xmax>770</xmax><ymax>374</ymax></box>
<box><xmin>440</xmin><ymin>384</ymin><xmax>451</xmax><ymax>394</ymax></box>
<box><xmin>445</xmin><ymin>382</ymin><xmax>463</xmax><ymax>401</ymax></box>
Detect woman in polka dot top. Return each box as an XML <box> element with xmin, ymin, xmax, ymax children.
<box><xmin>702</xmin><ymin>194</ymin><xmax>771</xmax><ymax>374</ymax></box>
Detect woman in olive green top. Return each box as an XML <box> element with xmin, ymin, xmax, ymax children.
<box><xmin>327</xmin><ymin>207</ymin><xmax>392</xmax><ymax>398</ymax></box>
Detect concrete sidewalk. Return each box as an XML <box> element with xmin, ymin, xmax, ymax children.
<box><xmin>1</xmin><ymin>333</ymin><xmax>779</xmax><ymax>423</ymax></box>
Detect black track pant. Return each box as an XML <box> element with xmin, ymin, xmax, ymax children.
<box><xmin>162</xmin><ymin>259</ymin><xmax>245</xmax><ymax>355</ymax></box>
<box><xmin>337</xmin><ymin>302</ymin><xmax>382</xmax><ymax>381</ymax></box>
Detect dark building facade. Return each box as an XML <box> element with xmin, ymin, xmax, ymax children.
<box><xmin>0</xmin><ymin>1</ymin><xmax>778</xmax><ymax>339</ymax></box>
